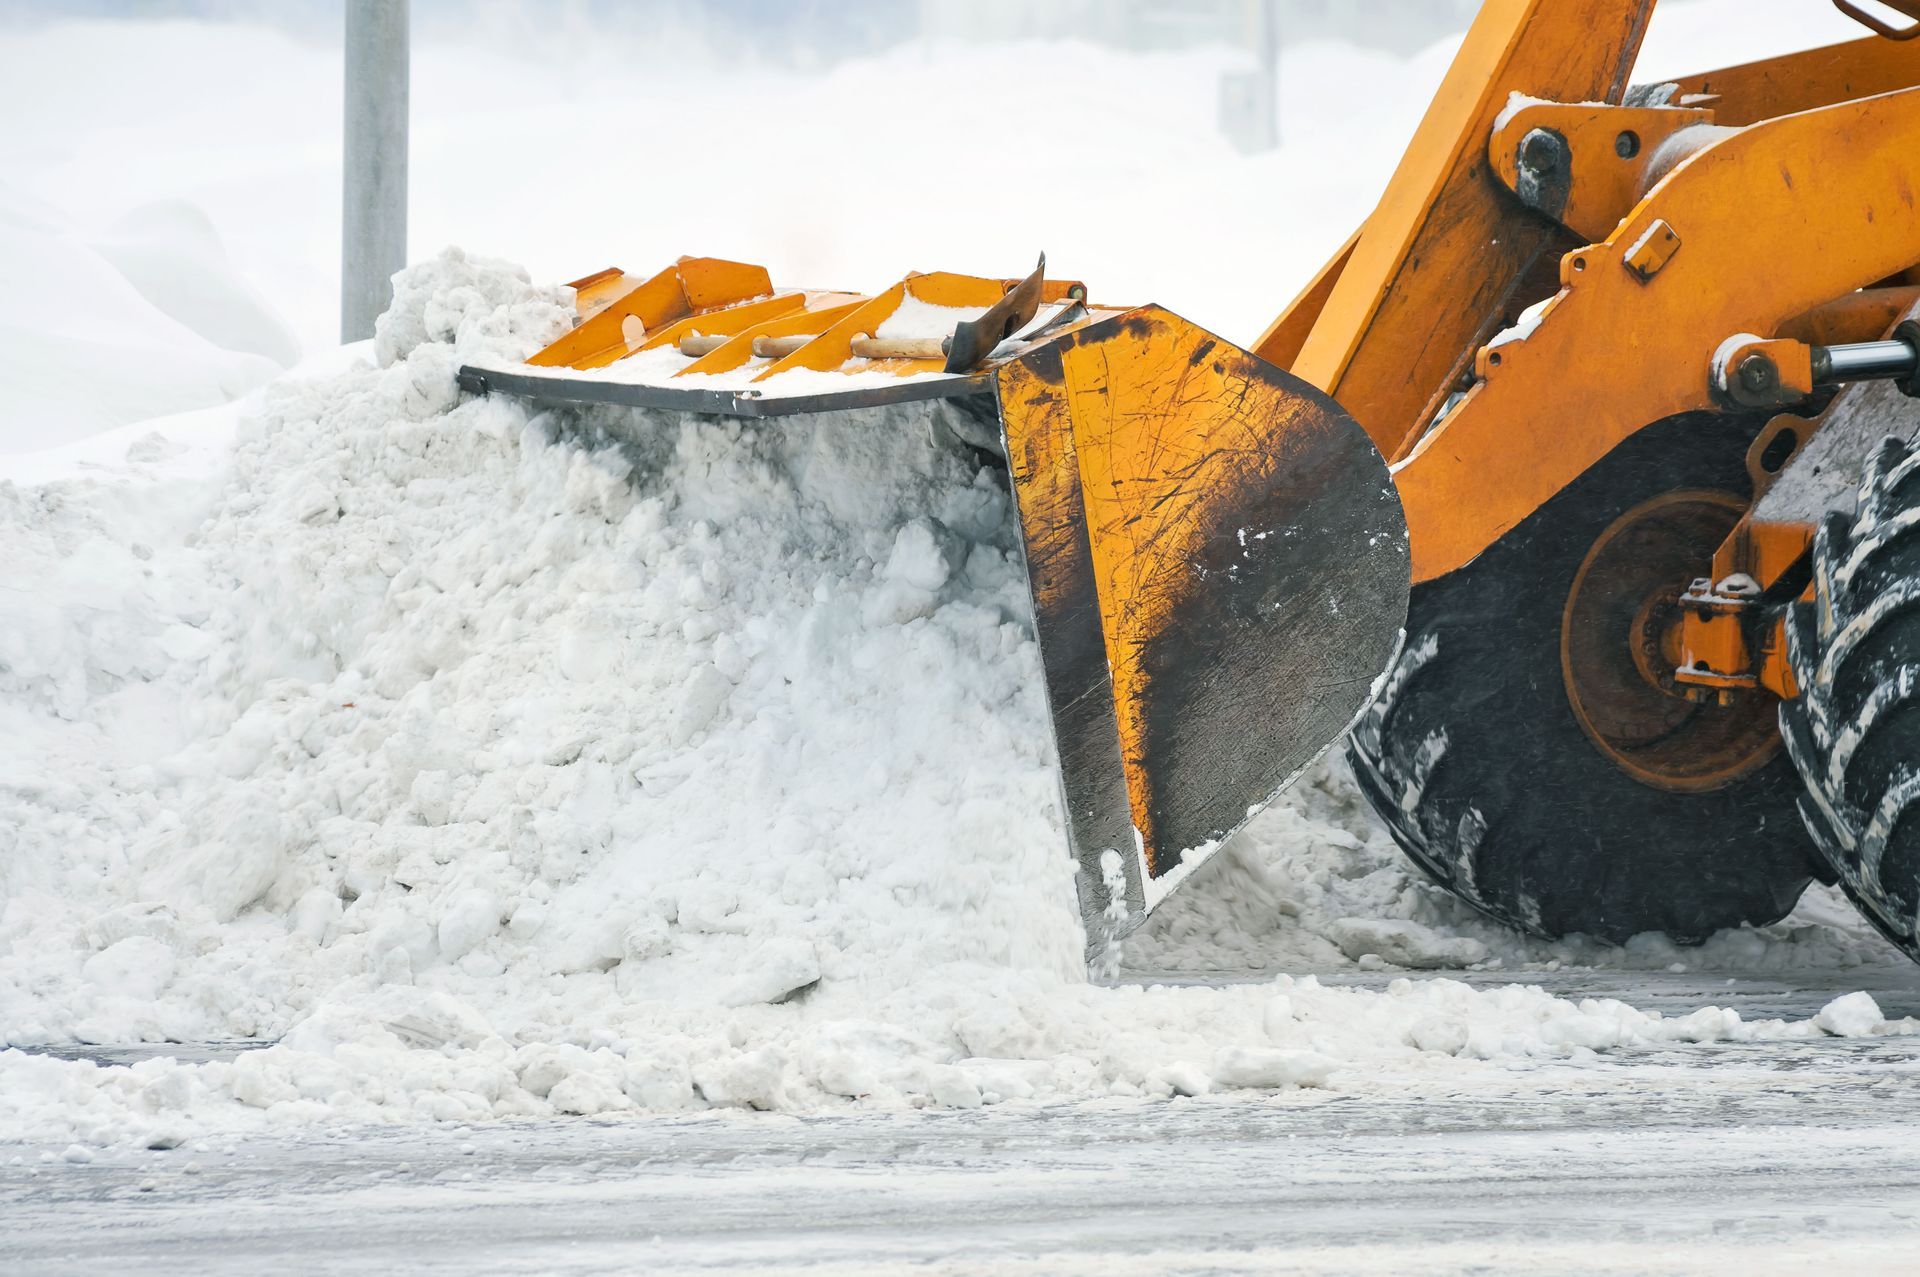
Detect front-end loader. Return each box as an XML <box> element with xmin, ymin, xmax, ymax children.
<box><xmin>459</xmin><ymin>0</ymin><xmax>1920</xmax><ymax>964</ymax></box>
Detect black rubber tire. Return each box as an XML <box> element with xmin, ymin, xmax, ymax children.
<box><xmin>1780</xmin><ymin>436</ymin><xmax>1920</xmax><ymax>962</ymax></box>
<box><xmin>1346</xmin><ymin>414</ymin><xmax>1818</xmax><ymax>943</ymax></box>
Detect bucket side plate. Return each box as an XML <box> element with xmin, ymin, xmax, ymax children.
<box><xmin>997</xmin><ymin>307</ymin><xmax>1410</xmax><ymax>952</ymax></box>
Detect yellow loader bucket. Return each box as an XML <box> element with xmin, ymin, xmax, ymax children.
<box><xmin>458</xmin><ymin>256</ymin><xmax>1409</xmax><ymax>957</ymax></box>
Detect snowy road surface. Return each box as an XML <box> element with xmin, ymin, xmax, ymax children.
<box><xmin>8</xmin><ymin>971</ymin><xmax>1919</xmax><ymax>1276</ymax></box>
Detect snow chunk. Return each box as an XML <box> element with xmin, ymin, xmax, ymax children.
<box><xmin>373</xmin><ymin>245</ymin><xmax>571</xmax><ymax>368</ymax></box>
<box><xmin>694</xmin><ymin>1048</ymin><xmax>789</xmax><ymax>1110</ymax></box>
<box><xmin>721</xmin><ymin>939</ymin><xmax>822</xmax><ymax>1007</ymax></box>
<box><xmin>1329</xmin><ymin>918</ymin><xmax>1488</xmax><ymax>970</ymax></box>
<box><xmin>1814</xmin><ymin>992</ymin><xmax>1885</xmax><ymax>1038</ymax></box>
<box><xmin>549</xmin><ymin>1070</ymin><xmax>632</xmax><ymax>1117</ymax></box>
<box><xmin>140</xmin><ymin>798</ymin><xmax>286</xmax><ymax>924</ymax></box>
<box><xmin>80</xmin><ymin>937</ymin><xmax>177</xmax><ymax>1002</ymax></box>
<box><xmin>669</xmin><ymin>663</ymin><xmax>733</xmax><ymax>746</ymax></box>
<box><xmin>436</xmin><ymin>889</ymin><xmax>504</xmax><ymax>962</ymax></box>
<box><xmin>1211</xmin><ymin>1046</ymin><xmax>1337</xmax><ymax>1090</ymax></box>
<box><xmin>1152</xmin><ymin>1061</ymin><xmax>1213</xmax><ymax>1098</ymax></box>
<box><xmin>884</xmin><ymin>518</ymin><xmax>960</xmax><ymax>592</ymax></box>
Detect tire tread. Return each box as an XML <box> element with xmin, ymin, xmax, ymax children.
<box><xmin>1781</xmin><ymin>437</ymin><xmax>1920</xmax><ymax>956</ymax></box>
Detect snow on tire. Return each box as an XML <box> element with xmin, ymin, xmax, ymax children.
<box><xmin>1781</xmin><ymin>435</ymin><xmax>1920</xmax><ymax>961</ymax></box>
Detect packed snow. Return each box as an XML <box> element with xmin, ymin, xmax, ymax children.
<box><xmin>0</xmin><ymin>252</ymin><xmax>1909</xmax><ymax>1153</ymax></box>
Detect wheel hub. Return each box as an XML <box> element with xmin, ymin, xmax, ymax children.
<box><xmin>1627</xmin><ymin>588</ymin><xmax>1686</xmax><ymax>700</ymax></box>
<box><xmin>1560</xmin><ymin>490</ymin><xmax>1781</xmax><ymax>793</ymax></box>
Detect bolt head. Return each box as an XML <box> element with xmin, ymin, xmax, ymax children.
<box><xmin>1737</xmin><ymin>354</ymin><xmax>1778</xmax><ymax>394</ymax></box>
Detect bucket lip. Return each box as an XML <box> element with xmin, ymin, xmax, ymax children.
<box><xmin>456</xmin><ymin>362</ymin><xmax>991</xmax><ymax>418</ymax></box>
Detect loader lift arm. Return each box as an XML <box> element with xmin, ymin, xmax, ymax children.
<box><xmin>1316</xmin><ymin>0</ymin><xmax>1920</xmax><ymax>951</ymax></box>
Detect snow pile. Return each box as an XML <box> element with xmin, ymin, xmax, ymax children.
<box><xmin>0</xmin><ymin>183</ymin><xmax>295</xmax><ymax>454</ymax></box>
<box><xmin>1128</xmin><ymin>767</ymin><xmax>1902</xmax><ymax>974</ymax></box>
<box><xmin>2</xmin><ymin>245</ymin><xmax>1077</xmax><ymax>1035</ymax></box>
<box><xmin>0</xmin><ymin>254</ymin><xmax>1910</xmax><ymax>1152</ymax></box>
<box><xmin>7</xmin><ymin>974</ymin><xmax>1903</xmax><ymax>1153</ymax></box>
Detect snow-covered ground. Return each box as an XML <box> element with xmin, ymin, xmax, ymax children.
<box><xmin>3</xmin><ymin>3</ymin><xmax>1918</xmax><ymax>1270</ymax></box>
<box><xmin>11</xmin><ymin>1016</ymin><xmax>1920</xmax><ymax>1275</ymax></box>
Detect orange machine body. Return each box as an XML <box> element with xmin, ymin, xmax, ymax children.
<box><xmin>1258</xmin><ymin>0</ymin><xmax>1920</xmax><ymax>701</ymax></box>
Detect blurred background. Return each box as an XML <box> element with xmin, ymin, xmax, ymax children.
<box><xmin>2</xmin><ymin>2</ymin><xmax>1489</xmax><ymax>58</ymax></box>
<box><xmin>0</xmin><ymin>0</ymin><xmax>1871</xmax><ymax>450</ymax></box>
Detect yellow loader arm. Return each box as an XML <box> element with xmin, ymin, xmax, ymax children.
<box><xmin>1259</xmin><ymin>0</ymin><xmax>1920</xmax><ymax>587</ymax></box>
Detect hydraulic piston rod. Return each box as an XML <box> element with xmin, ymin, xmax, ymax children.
<box><xmin>1717</xmin><ymin>323</ymin><xmax>1919</xmax><ymax>410</ymax></box>
<box><xmin>1814</xmin><ymin>331</ymin><xmax>1920</xmax><ymax>385</ymax></box>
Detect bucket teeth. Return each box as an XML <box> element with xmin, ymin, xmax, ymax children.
<box><xmin>945</xmin><ymin>254</ymin><xmax>1047</xmax><ymax>373</ymax></box>
<box><xmin>518</xmin><ymin>256</ymin><xmax>1094</xmax><ymax>389</ymax></box>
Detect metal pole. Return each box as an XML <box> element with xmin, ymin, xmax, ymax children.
<box><xmin>342</xmin><ymin>0</ymin><xmax>409</xmax><ymax>343</ymax></box>
<box><xmin>1258</xmin><ymin>0</ymin><xmax>1279</xmax><ymax>148</ymax></box>
<box><xmin>1218</xmin><ymin>0</ymin><xmax>1280</xmax><ymax>154</ymax></box>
